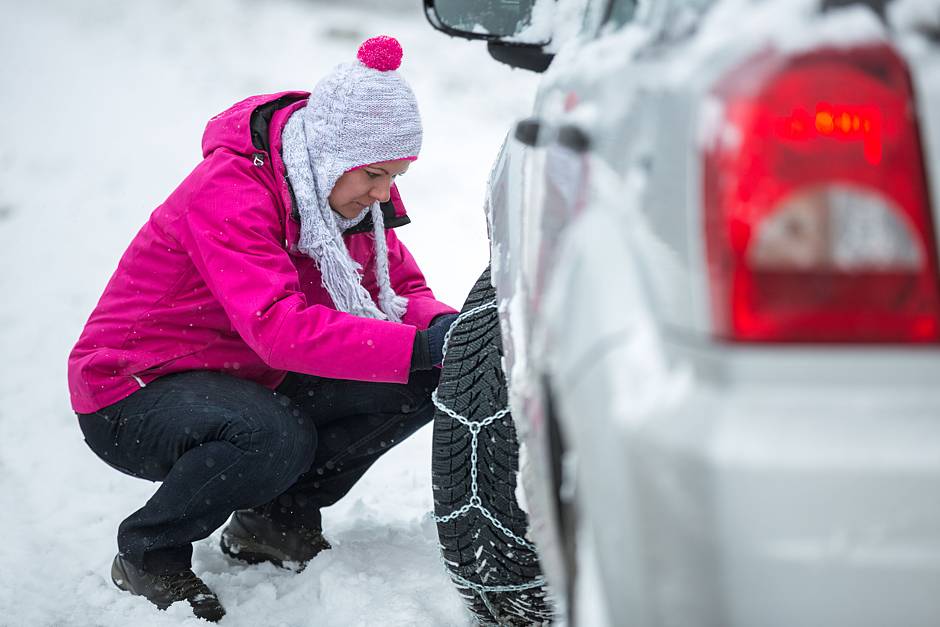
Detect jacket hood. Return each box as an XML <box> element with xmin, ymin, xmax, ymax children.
<box><xmin>202</xmin><ymin>91</ymin><xmax>310</xmax><ymax>159</ymax></box>
<box><xmin>200</xmin><ymin>91</ymin><xmax>411</xmax><ymax>242</ymax></box>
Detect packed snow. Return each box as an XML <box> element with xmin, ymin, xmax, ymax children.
<box><xmin>0</xmin><ymin>0</ymin><xmax>538</xmax><ymax>624</ymax></box>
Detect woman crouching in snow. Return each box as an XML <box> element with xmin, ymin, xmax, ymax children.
<box><xmin>67</xmin><ymin>36</ymin><xmax>458</xmax><ymax>622</ymax></box>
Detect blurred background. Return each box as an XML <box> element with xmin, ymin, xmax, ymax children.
<box><xmin>0</xmin><ymin>0</ymin><xmax>538</xmax><ymax>624</ymax></box>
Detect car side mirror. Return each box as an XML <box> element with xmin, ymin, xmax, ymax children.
<box><xmin>423</xmin><ymin>0</ymin><xmax>552</xmax><ymax>45</ymax></box>
<box><xmin>423</xmin><ymin>0</ymin><xmax>555</xmax><ymax>72</ymax></box>
<box><xmin>487</xmin><ymin>41</ymin><xmax>554</xmax><ymax>73</ymax></box>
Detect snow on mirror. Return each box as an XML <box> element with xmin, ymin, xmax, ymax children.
<box><xmin>432</xmin><ymin>0</ymin><xmax>553</xmax><ymax>43</ymax></box>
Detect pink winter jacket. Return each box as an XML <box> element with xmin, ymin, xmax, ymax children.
<box><xmin>68</xmin><ymin>91</ymin><xmax>457</xmax><ymax>414</ymax></box>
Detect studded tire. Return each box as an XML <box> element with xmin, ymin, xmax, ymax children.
<box><xmin>432</xmin><ymin>266</ymin><xmax>554</xmax><ymax>625</ymax></box>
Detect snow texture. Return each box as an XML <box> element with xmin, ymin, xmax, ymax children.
<box><xmin>510</xmin><ymin>0</ymin><xmax>557</xmax><ymax>45</ymax></box>
<box><xmin>0</xmin><ymin>0</ymin><xmax>538</xmax><ymax>625</ymax></box>
<box><xmin>890</xmin><ymin>0</ymin><xmax>940</xmax><ymax>34</ymax></box>
<box><xmin>542</xmin><ymin>0</ymin><xmax>897</xmax><ymax>94</ymax></box>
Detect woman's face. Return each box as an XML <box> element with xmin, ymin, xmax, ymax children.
<box><xmin>328</xmin><ymin>158</ymin><xmax>412</xmax><ymax>219</ymax></box>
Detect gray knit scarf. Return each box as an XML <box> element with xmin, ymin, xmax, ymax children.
<box><xmin>281</xmin><ymin>110</ymin><xmax>408</xmax><ymax>322</ymax></box>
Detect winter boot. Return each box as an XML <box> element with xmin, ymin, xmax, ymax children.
<box><xmin>220</xmin><ymin>509</ymin><xmax>331</xmax><ymax>571</ymax></box>
<box><xmin>110</xmin><ymin>554</ymin><xmax>225</xmax><ymax>622</ymax></box>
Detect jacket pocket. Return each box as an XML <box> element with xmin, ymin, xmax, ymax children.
<box><xmin>126</xmin><ymin>345</ymin><xmax>207</xmax><ymax>387</ymax></box>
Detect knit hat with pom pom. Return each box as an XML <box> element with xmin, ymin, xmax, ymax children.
<box><xmin>306</xmin><ymin>35</ymin><xmax>422</xmax><ymax>181</ymax></box>
<box><xmin>280</xmin><ymin>36</ymin><xmax>422</xmax><ymax>323</ymax></box>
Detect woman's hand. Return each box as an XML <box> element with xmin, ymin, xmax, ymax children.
<box><xmin>410</xmin><ymin>313</ymin><xmax>459</xmax><ymax>371</ymax></box>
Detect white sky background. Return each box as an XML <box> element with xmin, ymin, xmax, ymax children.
<box><xmin>0</xmin><ymin>0</ymin><xmax>539</xmax><ymax>624</ymax></box>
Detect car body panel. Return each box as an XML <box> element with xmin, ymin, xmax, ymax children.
<box><xmin>475</xmin><ymin>0</ymin><xmax>940</xmax><ymax>624</ymax></box>
<box><xmin>540</xmin><ymin>196</ymin><xmax>940</xmax><ymax>626</ymax></box>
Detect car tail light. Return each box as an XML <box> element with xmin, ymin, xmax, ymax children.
<box><xmin>703</xmin><ymin>44</ymin><xmax>940</xmax><ymax>343</ymax></box>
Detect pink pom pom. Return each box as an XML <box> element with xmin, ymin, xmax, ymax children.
<box><xmin>357</xmin><ymin>36</ymin><xmax>403</xmax><ymax>72</ymax></box>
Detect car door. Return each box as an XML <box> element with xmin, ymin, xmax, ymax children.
<box><xmin>521</xmin><ymin>0</ymin><xmax>643</xmax><ymax>316</ymax></box>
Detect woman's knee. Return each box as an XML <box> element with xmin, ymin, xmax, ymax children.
<box><xmin>234</xmin><ymin>397</ymin><xmax>318</xmax><ymax>485</ymax></box>
<box><xmin>400</xmin><ymin>369</ymin><xmax>440</xmax><ymax>418</ymax></box>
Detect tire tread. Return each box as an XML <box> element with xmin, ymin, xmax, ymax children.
<box><xmin>432</xmin><ymin>266</ymin><xmax>554</xmax><ymax>625</ymax></box>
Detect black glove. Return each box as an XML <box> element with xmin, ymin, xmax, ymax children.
<box><xmin>410</xmin><ymin>313</ymin><xmax>459</xmax><ymax>371</ymax></box>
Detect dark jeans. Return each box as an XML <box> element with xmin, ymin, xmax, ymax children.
<box><xmin>78</xmin><ymin>369</ymin><xmax>439</xmax><ymax>575</ymax></box>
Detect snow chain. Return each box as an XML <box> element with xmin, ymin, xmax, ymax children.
<box><xmin>432</xmin><ymin>300</ymin><xmax>547</xmax><ymax>595</ymax></box>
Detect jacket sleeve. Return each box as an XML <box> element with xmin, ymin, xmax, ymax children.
<box><xmin>381</xmin><ymin>228</ymin><xmax>459</xmax><ymax>329</ymax></box>
<box><xmin>179</xmin><ymin>155</ymin><xmax>416</xmax><ymax>383</ymax></box>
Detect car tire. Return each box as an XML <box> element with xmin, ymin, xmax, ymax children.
<box><xmin>432</xmin><ymin>265</ymin><xmax>554</xmax><ymax>625</ymax></box>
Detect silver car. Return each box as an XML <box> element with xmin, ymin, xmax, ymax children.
<box><xmin>425</xmin><ymin>0</ymin><xmax>940</xmax><ymax>625</ymax></box>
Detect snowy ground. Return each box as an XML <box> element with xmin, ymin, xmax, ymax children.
<box><xmin>0</xmin><ymin>0</ymin><xmax>538</xmax><ymax>624</ymax></box>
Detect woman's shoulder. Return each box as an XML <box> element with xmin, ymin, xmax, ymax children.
<box><xmin>202</xmin><ymin>91</ymin><xmax>309</xmax><ymax>162</ymax></box>
<box><xmin>148</xmin><ymin>153</ymin><xmax>284</xmax><ymax>246</ymax></box>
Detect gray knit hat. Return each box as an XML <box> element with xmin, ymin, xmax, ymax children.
<box><xmin>305</xmin><ymin>35</ymin><xmax>423</xmax><ymax>202</ymax></box>
<box><xmin>281</xmin><ymin>36</ymin><xmax>423</xmax><ymax>322</ymax></box>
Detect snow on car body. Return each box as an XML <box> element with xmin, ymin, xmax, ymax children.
<box><xmin>426</xmin><ymin>0</ymin><xmax>940</xmax><ymax>624</ymax></box>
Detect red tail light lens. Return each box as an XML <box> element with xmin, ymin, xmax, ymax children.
<box><xmin>703</xmin><ymin>45</ymin><xmax>940</xmax><ymax>343</ymax></box>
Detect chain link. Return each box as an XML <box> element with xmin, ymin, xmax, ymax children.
<box><xmin>440</xmin><ymin>300</ymin><xmax>499</xmax><ymax>364</ymax></box>
<box><xmin>432</xmin><ymin>298</ymin><xmax>542</xmax><ymax>595</ymax></box>
<box><xmin>446</xmin><ymin>567</ymin><xmax>548</xmax><ymax>595</ymax></box>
